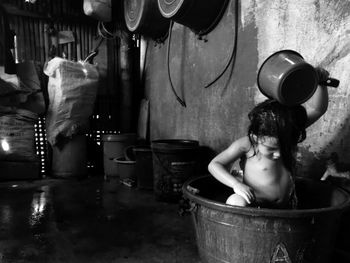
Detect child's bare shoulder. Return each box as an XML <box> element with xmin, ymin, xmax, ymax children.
<box><xmin>230</xmin><ymin>136</ymin><xmax>252</xmax><ymax>153</ymax></box>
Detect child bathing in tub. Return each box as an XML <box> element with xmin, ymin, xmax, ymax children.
<box><xmin>208</xmin><ymin>68</ymin><xmax>330</xmax><ymax>209</ymax></box>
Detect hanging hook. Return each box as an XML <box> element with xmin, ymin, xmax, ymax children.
<box><xmin>83</xmin><ymin>37</ymin><xmax>105</xmax><ymax>63</ymax></box>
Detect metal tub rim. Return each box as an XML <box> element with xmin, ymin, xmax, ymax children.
<box><xmin>182</xmin><ymin>175</ymin><xmax>350</xmax><ymax>219</ymax></box>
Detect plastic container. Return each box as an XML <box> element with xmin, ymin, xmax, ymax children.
<box><xmin>51</xmin><ymin>135</ymin><xmax>87</xmax><ymax>178</ymax></box>
<box><xmin>114</xmin><ymin>157</ymin><xmax>136</xmax><ymax>181</ymax></box>
<box><xmin>257</xmin><ymin>50</ymin><xmax>339</xmax><ymax>106</ymax></box>
<box><xmin>151</xmin><ymin>139</ymin><xmax>199</xmax><ymax>202</ymax></box>
<box><xmin>102</xmin><ymin>133</ymin><xmax>137</xmax><ymax>176</ymax></box>
<box><xmin>133</xmin><ymin>145</ymin><xmax>153</xmax><ymax>190</ymax></box>
<box><xmin>182</xmin><ymin>175</ymin><xmax>350</xmax><ymax>263</ymax></box>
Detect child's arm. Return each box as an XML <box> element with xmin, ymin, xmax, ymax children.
<box><xmin>208</xmin><ymin>136</ymin><xmax>255</xmax><ymax>204</ymax></box>
<box><xmin>303</xmin><ymin>67</ymin><xmax>330</xmax><ymax>127</ymax></box>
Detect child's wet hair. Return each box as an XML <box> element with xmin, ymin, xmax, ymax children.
<box><xmin>247</xmin><ymin>99</ymin><xmax>307</xmax><ymax>171</ymax></box>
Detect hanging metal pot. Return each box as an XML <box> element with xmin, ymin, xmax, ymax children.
<box><xmin>257</xmin><ymin>50</ymin><xmax>339</xmax><ymax>106</ymax></box>
<box><xmin>124</xmin><ymin>0</ymin><xmax>170</xmax><ymax>41</ymax></box>
<box><xmin>157</xmin><ymin>0</ymin><xmax>229</xmax><ymax>36</ymax></box>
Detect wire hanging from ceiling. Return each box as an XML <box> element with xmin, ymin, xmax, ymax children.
<box><xmin>166</xmin><ymin>21</ymin><xmax>186</xmax><ymax>107</ymax></box>
<box><xmin>97</xmin><ymin>21</ymin><xmax>118</xmax><ymax>39</ymax></box>
<box><xmin>165</xmin><ymin>0</ymin><xmax>239</xmax><ymax>107</ymax></box>
<box><xmin>203</xmin><ymin>0</ymin><xmax>238</xmax><ymax>89</ymax></box>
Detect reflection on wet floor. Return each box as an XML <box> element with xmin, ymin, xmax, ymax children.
<box><xmin>29</xmin><ymin>186</ymin><xmax>49</xmax><ymax>228</ymax></box>
<box><xmin>0</xmin><ymin>177</ymin><xmax>200</xmax><ymax>263</ymax></box>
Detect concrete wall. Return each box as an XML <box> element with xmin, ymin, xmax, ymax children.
<box><xmin>144</xmin><ymin>0</ymin><xmax>350</xmax><ymax>178</ymax></box>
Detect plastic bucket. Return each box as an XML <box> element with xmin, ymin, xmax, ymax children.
<box><xmin>151</xmin><ymin>139</ymin><xmax>199</xmax><ymax>202</ymax></box>
<box><xmin>51</xmin><ymin>135</ymin><xmax>87</xmax><ymax>178</ymax></box>
<box><xmin>102</xmin><ymin>133</ymin><xmax>137</xmax><ymax>176</ymax></box>
<box><xmin>114</xmin><ymin>157</ymin><xmax>136</xmax><ymax>181</ymax></box>
<box><xmin>182</xmin><ymin>175</ymin><xmax>350</xmax><ymax>263</ymax></box>
<box><xmin>133</xmin><ymin>145</ymin><xmax>153</xmax><ymax>190</ymax></box>
<box><xmin>257</xmin><ymin>50</ymin><xmax>339</xmax><ymax>106</ymax></box>
<box><xmin>157</xmin><ymin>0</ymin><xmax>229</xmax><ymax>35</ymax></box>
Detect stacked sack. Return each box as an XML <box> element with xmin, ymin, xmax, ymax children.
<box><xmin>0</xmin><ymin>61</ymin><xmax>45</xmax><ymax>180</ymax></box>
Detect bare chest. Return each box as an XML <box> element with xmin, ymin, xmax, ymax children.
<box><xmin>243</xmin><ymin>155</ymin><xmax>293</xmax><ymax>203</ymax></box>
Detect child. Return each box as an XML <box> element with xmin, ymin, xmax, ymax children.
<box><xmin>208</xmin><ymin>67</ymin><xmax>330</xmax><ymax>208</ymax></box>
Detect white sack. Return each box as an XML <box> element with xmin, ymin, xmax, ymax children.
<box><xmin>44</xmin><ymin>57</ymin><xmax>99</xmax><ymax>146</ymax></box>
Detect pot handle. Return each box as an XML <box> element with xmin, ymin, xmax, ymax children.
<box><xmin>319</xmin><ymin>77</ymin><xmax>339</xmax><ymax>88</ymax></box>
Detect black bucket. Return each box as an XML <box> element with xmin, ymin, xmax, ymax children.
<box><xmin>133</xmin><ymin>145</ymin><xmax>154</xmax><ymax>190</ymax></box>
<box><xmin>157</xmin><ymin>0</ymin><xmax>229</xmax><ymax>35</ymax></box>
<box><xmin>101</xmin><ymin>133</ymin><xmax>137</xmax><ymax>177</ymax></box>
<box><xmin>151</xmin><ymin>139</ymin><xmax>199</xmax><ymax>202</ymax></box>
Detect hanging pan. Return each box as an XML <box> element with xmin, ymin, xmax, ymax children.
<box><xmin>157</xmin><ymin>0</ymin><xmax>230</xmax><ymax>36</ymax></box>
<box><xmin>257</xmin><ymin>50</ymin><xmax>339</xmax><ymax>106</ymax></box>
<box><xmin>124</xmin><ymin>0</ymin><xmax>170</xmax><ymax>41</ymax></box>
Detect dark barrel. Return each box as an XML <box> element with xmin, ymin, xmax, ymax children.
<box><xmin>151</xmin><ymin>139</ymin><xmax>199</xmax><ymax>202</ymax></box>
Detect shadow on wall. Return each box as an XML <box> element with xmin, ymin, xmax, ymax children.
<box><xmin>300</xmin><ymin>113</ymin><xmax>350</xmax><ymax>180</ymax></box>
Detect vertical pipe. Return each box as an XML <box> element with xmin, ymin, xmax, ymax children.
<box><xmin>75</xmin><ymin>24</ymin><xmax>81</xmax><ymax>61</ymax></box>
<box><xmin>33</xmin><ymin>18</ymin><xmax>39</xmax><ymax>62</ymax></box>
<box><xmin>67</xmin><ymin>24</ymin><xmax>72</xmax><ymax>61</ymax></box>
<box><xmin>39</xmin><ymin>20</ymin><xmax>45</xmax><ymax>63</ymax></box>
<box><xmin>44</xmin><ymin>23</ymin><xmax>49</xmax><ymax>61</ymax></box>
<box><xmin>24</xmin><ymin>17</ymin><xmax>30</xmax><ymax>60</ymax></box>
<box><xmin>62</xmin><ymin>23</ymin><xmax>68</xmax><ymax>59</ymax></box>
<box><xmin>118</xmin><ymin>31</ymin><xmax>136</xmax><ymax>133</ymax></box>
<box><xmin>84</xmin><ymin>25</ymin><xmax>89</xmax><ymax>59</ymax></box>
<box><xmin>13</xmin><ymin>16</ymin><xmax>19</xmax><ymax>63</ymax></box>
<box><xmin>18</xmin><ymin>16</ymin><xmax>25</xmax><ymax>62</ymax></box>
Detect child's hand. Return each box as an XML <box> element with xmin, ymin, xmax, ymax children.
<box><xmin>315</xmin><ymin>67</ymin><xmax>330</xmax><ymax>84</ymax></box>
<box><xmin>232</xmin><ymin>182</ymin><xmax>255</xmax><ymax>204</ymax></box>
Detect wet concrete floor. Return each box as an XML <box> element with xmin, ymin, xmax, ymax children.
<box><xmin>0</xmin><ymin>176</ymin><xmax>201</xmax><ymax>263</ymax></box>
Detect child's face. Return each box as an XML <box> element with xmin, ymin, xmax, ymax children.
<box><xmin>256</xmin><ymin>136</ymin><xmax>281</xmax><ymax>160</ymax></box>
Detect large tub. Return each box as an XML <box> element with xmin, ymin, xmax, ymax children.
<box><xmin>182</xmin><ymin>175</ymin><xmax>350</xmax><ymax>263</ymax></box>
